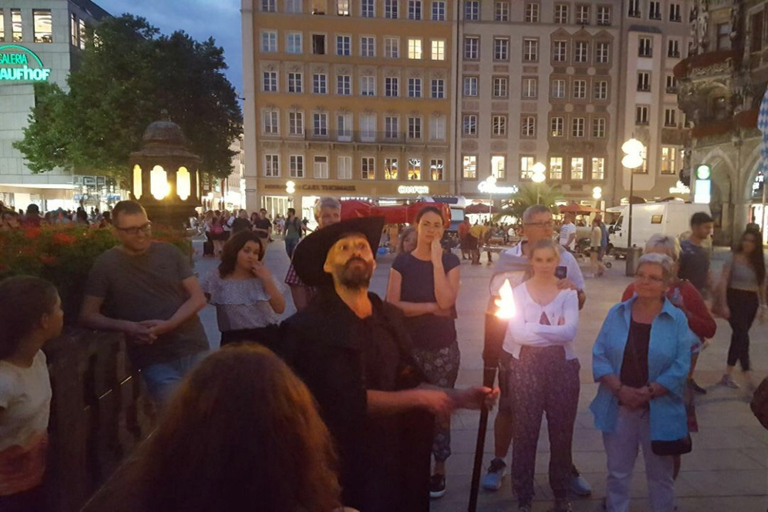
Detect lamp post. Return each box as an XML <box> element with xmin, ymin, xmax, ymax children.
<box><xmin>483</xmin><ymin>176</ymin><xmax>497</xmax><ymax>219</ymax></box>
<box><xmin>621</xmin><ymin>138</ymin><xmax>645</xmax><ymax>276</ymax></box>
<box><xmin>531</xmin><ymin>162</ymin><xmax>546</xmax><ymax>204</ymax></box>
<box><xmin>592</xmin><ymin>186</ymin><xmax>602</xmax><ymax>208</ymax></box>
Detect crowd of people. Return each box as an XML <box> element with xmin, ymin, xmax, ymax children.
<box><xmin>0</xmin><ymin>202</ymin><xmax>112</xmax><ymax>231</ymax></box>
<box><xmin>1</xmin><ymin>196</ymin><xmax>767</xmax><ymax>512</ymax></box>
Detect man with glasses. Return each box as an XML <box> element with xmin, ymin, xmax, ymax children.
<box><xmin>482</xmin><ymin>205</ymin><xmax>592</xmax><ymax>499</ymax></box>
<box><xmin>79</xmin><ymin>200</ymin><xmax>209</xmax><ymax>405</ymax></box>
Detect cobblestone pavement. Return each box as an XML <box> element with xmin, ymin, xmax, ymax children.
<box><xmin>193</xmin><ymin>239</ymin><xmax>768</xmax><ymax>512</ymax></box>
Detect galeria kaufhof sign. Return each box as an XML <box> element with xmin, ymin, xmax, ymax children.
<box><xmin>0</xmin><ymin>45</ymin><xmax>52</xmax><ymax>81</ymax></box>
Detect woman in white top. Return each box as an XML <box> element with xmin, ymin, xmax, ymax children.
<box><xmin>504</xmin><ymin>238</ymin><xmax>580</xmax><ymax>512</ymax></box>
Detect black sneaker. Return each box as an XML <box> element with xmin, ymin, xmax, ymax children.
<box><xmin>551</xmin><ymin>499</ymin><xmax>573</xmax><ymax>512</ymax></box>
<box><xmin>689</xmin><ymin>379</ymin><xmax>707</xmax><ymax>395</ymax></box>
<box><xmin>429</xmin><ymin>474</ymin><xmax>446</xmax><ymax>499</ymax></box>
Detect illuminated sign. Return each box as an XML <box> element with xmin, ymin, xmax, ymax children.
<box><xmin>669</xmin><ymin>181</ymin><xmax>691</xmax><ymax>195</ymax></box>
<box><xmin>0</xmin><ymin>45</ymin><xmax>52</xmax><ymax>81</ymax></box>
<box><xmin>398</xmin><ymin>185</ymin><xmax>429</xmax><ymax>194</ymax></box>
<box><xmin>695</xmin><ymin>164</ymin><xmax>711</xmax><ymax>181</ymax></box>
<box><xmin>478</xmin><ymin>181</ymin><xmax>519</xmax><ymax>195</ymax></box>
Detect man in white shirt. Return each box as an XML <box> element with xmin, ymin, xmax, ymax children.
<box><xmin>481</xmin><ymin>205</ymin><xmax>592</xmax><ymax>498</ymax></box>
<box><xmin>559</xmin><ymin>213</ymin><xmax>577</xmax><ymax>252</ymax></box>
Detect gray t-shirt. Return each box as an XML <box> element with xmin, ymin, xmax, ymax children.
<box><xmin>84</xmin><ymin>242</ymin><xmax>209</xmax><ymax>369</ymax></box>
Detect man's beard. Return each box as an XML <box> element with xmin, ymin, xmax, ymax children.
<box><xmin>336</xmin><ymin>257</ymin><xmax>373</xmax><ymax>289</ymax></box>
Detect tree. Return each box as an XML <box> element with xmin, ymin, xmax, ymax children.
<box><xmin>14</xmin><ymin>15</ymin><xmax>242</xmax><ymax>180</ymax></box>
<box><xmin>497</xmin><ymin>183</ymin><xmax>563</xmax><ymax>220</ymax></box>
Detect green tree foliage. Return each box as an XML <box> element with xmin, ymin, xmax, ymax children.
<box><xmin>14</xmin><ymin>15</ymin><xmax>242</xmax><ymax>180</ymax></box>
<box><xmin>497</xmin><ymin>183</ymin><xmax>563</xmax><ymax>220</ymax></box>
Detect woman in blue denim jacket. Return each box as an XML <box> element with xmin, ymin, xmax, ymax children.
<box><xmin>591</xmin><ymin>253</ymin><xmax>696</xmax><ymax>512</ymax></box>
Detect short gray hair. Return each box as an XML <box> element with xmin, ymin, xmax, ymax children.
<box><xmin>313</xmin><ymin>196</ymin><xmax>342</xmax><ymax>219</ymax></box>
<box><xmin>522</xmin><ymin>205</ymin><xmax>551</xmax><ymax>224</ymax></box>
<box><xmin>645</xmin><ymin>234</ymin><xmax>681</xmax><ymax>261</ymax></box>
<box><xmin>636</xmin><ymin>253</ymin><xmax>675</xmax><ymax>284</ymax></box>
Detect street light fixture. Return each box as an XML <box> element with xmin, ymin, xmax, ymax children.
<box><xmin>531</xmin><ymin>162</ymin><xmax>546</xmax><ymax>204</ymax></box>
<box><xmin>621</xmin><ymin>137</ymin><xmax>645</xmax><ymax>276</ymax></box>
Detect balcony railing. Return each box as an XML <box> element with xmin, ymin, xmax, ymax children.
<box><xmin>673</xmin><ymin>49</ymin><xmax>741</xmax><ymax>79</ymax></box>
<box><xmin>279</xmin><ymin>130</ymin><xmax>448</xmax><ymax>144</ymax></box>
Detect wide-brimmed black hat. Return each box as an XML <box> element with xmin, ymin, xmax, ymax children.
<box><xmin>292</xmin><ymin>216</ymin><xmax>386</xmax><ymax>287</ymax></box>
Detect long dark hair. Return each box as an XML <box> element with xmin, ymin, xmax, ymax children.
<box><xmin>92</xmin><ymin>345</ymin><xmax>341</xmax><ymax>512</ymax></box>
<box><xmin>415</xmin><ymin>205</ymin><xmax>444</xmax><ymax>225</ymax></box>
<box><xmin>0</xmin><ymin>276</ymin><xmax>59</xmax><ymax>359</ymax></box>
<box><xmin>735</xmin><ymin>229</ymin><xmax>766</xmax><ymax>286</ymax></box>
<box><xmin>218</xmin><ymin>231</ymin><xmax>265</xmax><ymax>277</ymax></box>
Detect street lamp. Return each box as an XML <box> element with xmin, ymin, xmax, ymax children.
<box><xmin>484</xmin><ymin>176</ymin><xmax>497</xmax><ymax>218</ymax></box>
<box><xmin>621</xmin><ymin>137</ymin><xmax>645</xmax><ymax>276</ymax></box>
<box><xmin>592</xmin><ymin>186</ymin><xmax>602</xmax><ymax>208</ymax></box>
<box><xmin>531</xmin><ymin>162</ymin><xmax>546</xmax><ymax>204</ymax></box>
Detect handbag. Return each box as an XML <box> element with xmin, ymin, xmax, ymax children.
<box><xmin>651</xmin><ymin>434</ymin><xmax>692</xmax><ymax>456</ymax></box>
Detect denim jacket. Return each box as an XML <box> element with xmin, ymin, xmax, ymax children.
<box><xmin>590</xmin><ymin>296</ymin><xmax>695</xmax><ymax>441</ymax></box>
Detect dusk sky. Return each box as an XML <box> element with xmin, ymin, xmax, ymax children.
<box><xmin>97</xmin><ymin>0</ymin><xmax>244</xmax><ymax>96</ymax></box>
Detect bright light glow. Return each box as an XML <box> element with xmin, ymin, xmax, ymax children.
<box><xmin>177</xmin><ymin>167</ymin><xmax>191</xmax><ymax>200</ymax></box>
<box><xmin>485</xmin><ymin>176</ymin><xmax>497</xmax><ymax>186</ymax></box>
<box><xmin>150</xmin><ymin>165</ymin><xmax>170</xmax><ymax>200</ymax></box>
<box><xmin>494</xmin><ymin>280</ymin><xmax>516</xmax><ymax>319</ymax></box>
<box><xmin>132</xmin><ymin>165</ymin><xmax>142</xmax><ymax>199</ymax></box>
<box><xmin>531</xmin><ymin>172</ymin><xmax>546</xmax><ymax>183</ymax></box>
<box><xmin>398</xmin><ymin>185</ymin><xmax>429</xmax><ymax>194</ymax></box>
<box><xmin>532</xmin><ymin>162</ymin><xmax>546</xmax><ymax>175</ymax></box>
<box><xmin>286</xmin><ymin>180</ymin><xmax>296</xmax><ymax>194</ymax></box>
<box><xmin>621</xmin><ymin>138</ymin><xmax>644</xmax><ymax>155</ymax></box>
<box><xmin>622</xmin><ymin>153</ymin><xmax>644</xmax><ymax>169</ymax></box>
<box><xmin>478</xmin><ymin>181</ymin><xmax>519</xmax><ymax>194</ymax></box>
<box><xmin>592</xmin><ymin>186</ymin><xmax>602</xmax><ymax>199</ymax></box>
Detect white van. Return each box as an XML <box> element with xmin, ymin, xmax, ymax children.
<box><xmin>608</xmin><ymin>202</ymin><xmax>712</xmax><ymax>256</ymax></box>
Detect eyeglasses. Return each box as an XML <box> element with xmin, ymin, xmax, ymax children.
<box><xmin>634</xmin><ymin>272</ymin><xmax>664</xmax><ymax>284</ymax></box>
<box><xmin>524</xmin><ymin>221</ymin><xmax>554</xmax><ymax>228</ymax></box>
<box><xmin>115</xmin><ymin>222</ymin><xmax>152</xmax><ymax>235</ymax></box>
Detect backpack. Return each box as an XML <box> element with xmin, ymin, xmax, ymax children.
<box><xmin>751</xmin><ymin>377</ymin><xmax>768</xmax><ymax>429</ymax></box>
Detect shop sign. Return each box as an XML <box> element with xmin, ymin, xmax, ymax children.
<box><xmin>397</xmin><ymin>185</ymin><xmax>429</xmax><ymax>194</ymax></box>
<box><xmin>0</xmin><ymin>45</ymin><xmax>52</xmax><ymax>81</ymax></box>
<box><xmin>478</xmin><ymin>181</ymin><xmax>519</xmax><ymax>194</ymax></box>
<box><xmin>264</xmin><ymin>183</ymin><xmax>357</xmax><ymax>192</ymax></box>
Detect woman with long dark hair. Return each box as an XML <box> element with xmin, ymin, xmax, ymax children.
<box><xmin>201</xmin><ymin>231</ymin><xmax>286</xmax><ymax>347</ymax></box>
<box><xmin>717</xmin><ymin>228</ymin><xmax>766</xmax><ymax>390</ymax></box>
<box><xmin>86</xmin><ymin>344</ymin><xmax>344</xmax><ymax>512</ymax></box>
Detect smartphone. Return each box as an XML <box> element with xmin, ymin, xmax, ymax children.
<box><xmin>555</xmin><ymin>266</ymin><xmax>568</xmax><ymax>280</ymax></box>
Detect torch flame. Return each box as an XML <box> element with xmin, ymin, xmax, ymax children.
<box><xmin>494</xmin><ymin>279</ymin><xmax>516</xmax><ymax>319</ymax></box>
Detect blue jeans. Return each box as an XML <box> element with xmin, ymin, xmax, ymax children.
<box><xmin>140</xmin><ymin>351</ymin><xmax>208</xmax><ymax>405</ymax></box>
<box><xmin>285</xmin><ymin>237</ymin><xmax>300</xmax><ymax>259</ymax></box>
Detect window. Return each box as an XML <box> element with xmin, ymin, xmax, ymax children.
<box><xmin>572</xmin><ymin>118</ymin><xmax>585</xmax><ymax>137</ymax></box>
<box><xmin>337</xmin><ymin>75</ymin><xmax>351</xmax><ymax>95</ymax></box>
<box><xmin>594</xmin><ymin>80</ymin><xmax>608</xmax><ymax>100</ymax></box>
<box><xmin>523</xmin><ymin>39</ymin><xmax>539</xmax><ymax>62</ymax></box>
<box><xmin>491</xmin><ymin>156</ymin><xmax>506</xmax><ymax>180</ymax></box>
<box><xmin>463</xmin><ymin>114</ymin><xmax>478</xmax><ymax>136</ymax></box>
<box><xmin>78</xmin><ymin>19</ymin><xmax>86</xmax><ymax>49</ymax></box>
<box><xmin>666</xmin><ymin>75</ymin><xmax>678</xmax><ymax>93</ymax></box>
<box><xmin>33</xmin><ymin>10</ymin><xmax>52</xmax><ymax>43</ymax></box>
<box><xmin>431</xmin><ymin>159</ymin><xmax>444</xmax><ymax>180</ymax></box>
<box><xmin>313</xmin><ymin>113</ymin><xmax>328</xmax><ymax>136</ymax></box>
<box><xmin>430</xmin><ymin>116</ymin><xmax>446</xmax><ymax>140</ymax></box>
<box><xmin>312</xmin><ymin>34</ymin><xmax>326</xmax><ymax>55</ymax></box>
<box><xmin>408</xmin><ymin>38</ymin><xmax>423</xmax><ymax>59</ymax></box>
<box><xmin>313</xmin><ymin>74</ymin><xmax>327</xmax><ymax>94</ymax></box>
<box><xmin>289</xmin><ymin>155</ymin><xmax>304</xmax><ymax>178</ymax></box>
<box><xmin>494</xmin><ymin>38</ymin><xmax>509</xmax><ymax>61</ymax></box>
<box><xmin>664</xmin><ymin>108</ymin><xmax>677</xmax><ymax>127</ymax></box>
<box><xmin>595</xmin><ymin>42</ymin><xmax>610</xmax><ymax>63</ymax></box>
<box><xmin>384</xmin><ymin>158</ymin><xmax>398</xmax><ymax>179</ymax></box>
<box><xmin>263</xmin><ymin>110</ymin><xmax>279</xmax><ymax>134</ymax></box>
<box><xmin>263</xmin><ymin>71</ymin><xmax>278</xmax><ymax>92</ymax></box>
<box><xmin>385</xmin><ymin>0</ymin><xmax>399</xmax><ymax>19</ymax></box>
<box><xmin>661</xmin><ymin>147</ymin><xmax>677</xmax><ymax>174</ymax></box>
<box><xmin>361</xmin><ymin>36</ymin><xmax>375</xmax><ymax>57</ymax></box>
<box><xmin>520</xmin><ymin>157</ymin><xmax>535</xmax><ymax>180</ymax></box>
<box><xmin>265</xmin><ymin>154</ymin><xmax>280</xmax><ymax>177</ymax></box>
<box><xmin>525</xmin><ymin>3</ymin><xmax>540</xmax><ymax>23</ymax></box>
<box><xmin>432</xmin><ymin>1</ymin><xmax>446</xmax><ymax>20</ymax></box>
<box><xmin>493</xmin><ymin>77</ymin><xmax>508</xmax><ymax>98</ymax></box>
<box><xmin>286</xmin><ymin>0</ymin><xmax>302</xmax><ymax>12</ymax></box>
<box><xmin>362</xmin><ymin>0</ymin><xmax>375</xmax><ymax>17</ymax></box>
<box><xmin>463</xmin><ymin>156</ymin><xmax>477</xmax><ymax>179</ymax></box>
<box><xmin>69</xmin><ymin>14</ymin><xmax>76</xmax><ymax>46</ymax></box>
<box><xmin>337</xmin><ymin>0</ymin><xmax>350</xmax><ymax>15</ymax></box>
<box><xmin>592</xmin><ymin>157</ymin><xmax>605</xmax><ymax>180</ymax></box>
<box><xmin>362</xmin><ymin>157</ymin><xmax>375</xmax><ymax>179</ymax></box>
<box><xmin>593</xmin><ymin>118</ymin><xmax>606</xmax><ymax>138</ymax></box>
<box><xmin>576</xmin><ymin>4</ymin><xmax>590</xmax><ymax>24</ymax></box>
<box><xmin>287</xmin><ymin>33</ymin><xmax>303</xmax><ymax>54</ymax></box>
<box><xmin>575</xmin><ymin>41</ymin><xmax>589</xmax><ymax>63</ymax></box>
<box><xmin>385</xmin><ymin>37</ymin><xmax>400</xmax><ymax>58</ymax></box>
<box><xmin>550</xmin><ymin>117</ymin><xmax>564</xmax><ymax>137</ymax></box>
<box><xmin>464</xmin><ymin>36</ymin><xmax>479</xmax><ymax>60</ymax></box>
<box><xmin>492</xmin><ymin>115</ymin><xmax>508</xmax><ymax>136</ymax></box>
<box><xmin>552</xmin><ymin>79</ymin><xmax>566</xmax><ymax>99</ymax></box>
<box><xmin>597</xmin><ymin>5</ymin><xmax>611</xmax><ymax>25</ymax></box>
<box><xmin>465</xmin><ymin>1</ymin><xmax>480</xmax><ymax>21</ymax></box>
<box><xmin>385</xmin><ymin>116</ymin><xmax>400</xmax><ymax>138</ymax></box>
<box><xmin>289</xmin><ymin>112</ymin><xmax>304</xmax><ymax>135</ymax></box>
<box><xmin>550</xmin><ymin>157</ymin><xmax>563</xmax><ymax>180</ymax></box>
<box><xmin>338</xmin><ymin>156</ymin><xmax>352</xmax><ymax>179</ymax></box>
<box><xmin>521</xmin><ymin>116</ymin><xmax>536</xmax><ymax>137</ymax></box>
<box><xmin>639</xmin><ymin>37</ymin><xmax>652</xmax><ymax>57</ymax></box>
<box><xmin>288</xmin><ymin>72</ymin><xmax>303</xmax><ymax>93</ymax></box>
<box><xmin>522</xmin><ymin>77</ymin><xmax>538</xmax><ymax>98</ymax></box>
<box><xmin>649</xmin><ymin>1</ymin><xmax>661</xmax><ymax>20</ymax></box>
<box><xmin>751</xmin><ymin>14</ymin><xmax>764</xmax><ymax>53</ymax></box>
<box><xmin>555</xmin><ymin>4</ymin><xmax>569</xmax><ymax>24</ymax></box>
<box><xmin>408</xmin><ymin>78</ymin><xmax>422</xmax><ymax>98</ymax></box>
<box><xmin>337</xmin><ymin>35</ymin><xmax>351</xmax><ymax>56</ymax></box>
<box><xmin>463</xmin><ymin>76</ymin><xmax>478</xmax><ymax>96</ymax></box>
<box><xmin>495</xmin><ymin>2</ymin><xmax>510</xmax><ymax>21</ymax></box>
<box><xmin>361</xmin><ymin>75</ymin><xmax>376</xmax><ymax>96</ymax></box>
<box><xmin>554</xmin><ymin>41</ymin><xmax>567</xmax><ymax>62</ymax></box>
<box><xmin>11</xmin><ymin>9</ymin><xmax>22</xmax><ymax>42</ymax></box>
<box><xmin>637</xmin><ymin>72</ymin><xmax>650</xmax><ymax>92</ymax></box>
<box><xmin>636</xmin><ymin>105</ymin><xmax>649</xmax><ymax>125</ymax></box>
<box><xmin>261</xmin><ymin>0</ymin><xmax>277</xmax><ymax>12</ymax></box>
<box><xmin>573</xmin><ymin>80</ymin><xmax>587</xmax><ymax>99</ymax></box>
<box><xmin>314</xmin><ymin>156</ymin><xmax>329</xmax><ymax>178</ymax></box>
<box><xmin>360</xmin><ymin>114</ymin><xmax>376</xmax><ymax>140</ymax></box>
<box><xmin>628</xmin><ymin>0</ymin><xmax>640</xmax><ymax>18</ymax></box>
<box><xmin>431</xmin><ymin>39</ymin><xmax>446</xmax><ymax>60</ymax></box>
<box><xmin>408</xmin><ymin>0</ymin><xmax>422</xmax><ymax>20</ymax></box>
<box><xmin>717</xmin><ymin>23</ymin><xmax>731</xmax><ymax>50</ymax></box>
<box><xmin>337</xmin><ymin>113</ymin><xmax>353</xmax><ymax>139</ymax></box>
<box><xmin>571</xmin><ymin>158</ymin><xmax>584</xmax><ymax>180</ymax></box>
<box><xmin>385</xmin><ymin>77</ymin><xmax>399</xmax><ymax>97</ymax></box>
<box><xmin>262</xmin><ymin>31</ymin><xmax>277</xmax><ymax>52</ymax></box>
<box><xmin>668</xmin><ymin>39</ymin><xmax>680</xmax><ymax>58</ymax></box>
<box><xmin>431</xmin><ymin>78</ymin><xmax>445</xmax><ymax>98</ymax></box>
<box><xmin>408</xmin><ymin>158</ymin><xmax>422</xmax><ymax>180</ymax></box>
<box><xmin>669</xmin><ymin>3</ymin><xmax>681</xmax><ymax>22</ymax></box>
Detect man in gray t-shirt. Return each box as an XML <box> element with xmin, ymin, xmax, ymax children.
<box><xmin>80</xmin><ymin>201</ymin><xmax>209</xmax><ymax>404</ymax></box>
